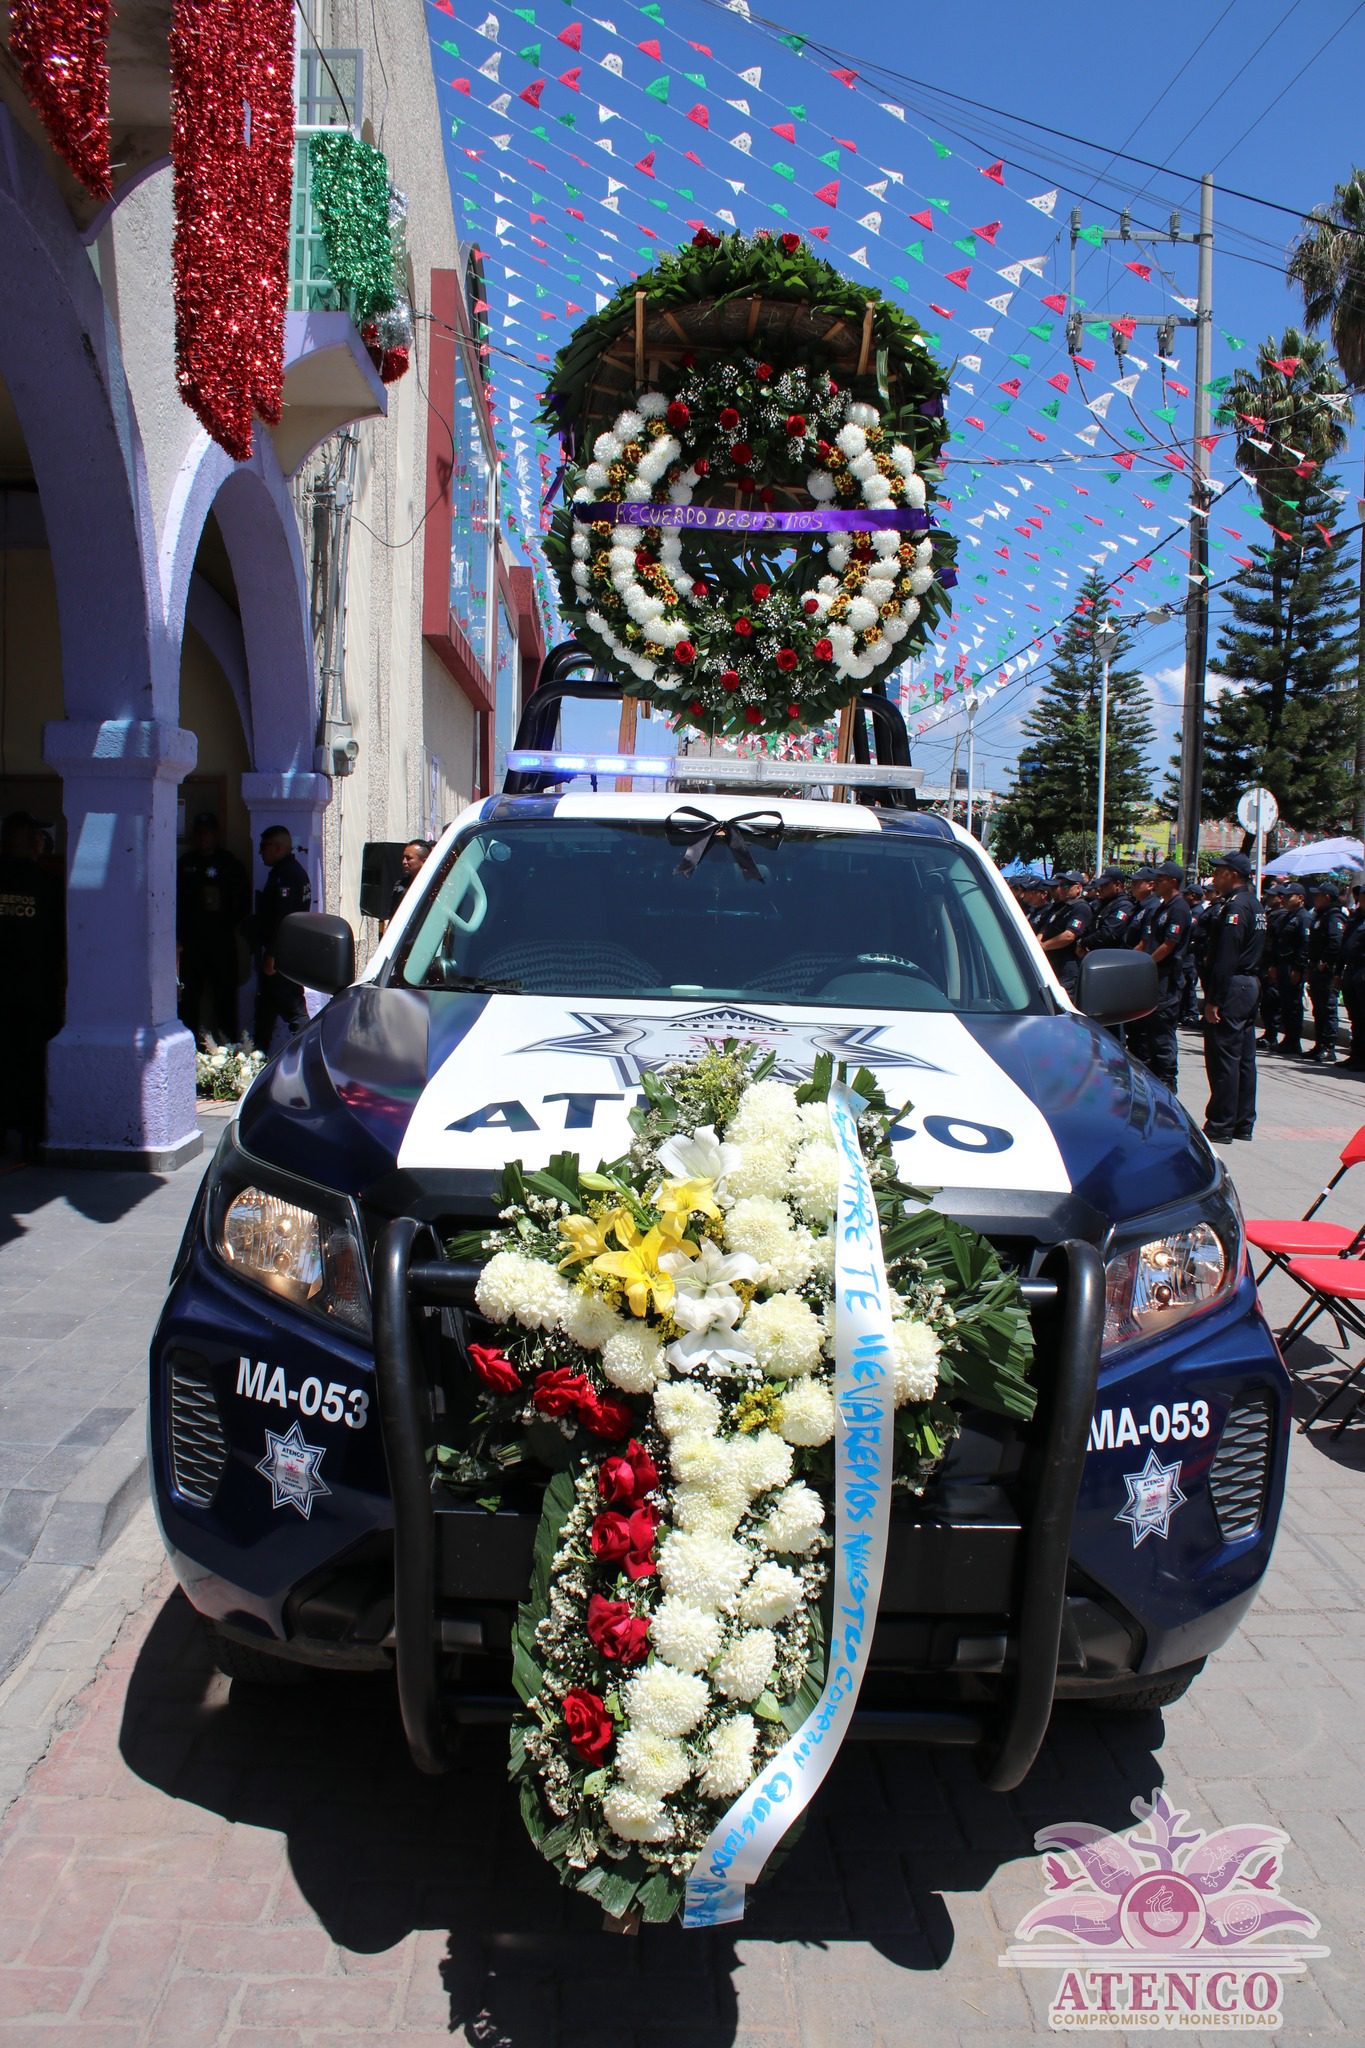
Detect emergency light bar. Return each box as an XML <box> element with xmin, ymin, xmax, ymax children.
<box><xmin>505</xmin><ymin>750</ymin><xmax>926</xmax><ymax>791</ymax></box>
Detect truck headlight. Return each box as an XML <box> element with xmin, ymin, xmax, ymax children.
<box><xmin>1103</xmin><ymin>1197</ymin><xmax>1240</xmax><ymax>1351</ymax></box>
<box><xmin>204</xmin><ymin>1127</ymin><xmax>370</xmax><ymax>1335</ymax></box>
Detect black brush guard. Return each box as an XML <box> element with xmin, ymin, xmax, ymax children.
<box><xmin>374</xmin><ymin>1219</ymin><xmax>1104</xmax><ymax>1787</ymax></box>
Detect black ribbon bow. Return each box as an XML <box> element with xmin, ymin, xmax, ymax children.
<box><xmin>666</xmin><ymin>807</ymin><xmax>785</xmax><ymax>883</ymax></box>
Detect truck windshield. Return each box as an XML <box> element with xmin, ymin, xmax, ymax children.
<box><xmin>393</xmin><ymin>818</ymin><xmax>1041</xmax><ymax>1014</ymax></box>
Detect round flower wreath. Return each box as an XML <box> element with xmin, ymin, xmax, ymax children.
<box><xmin>564</xmin><ymin>358</ymin><xmax>940</xmax><ymax>735</ymax></box>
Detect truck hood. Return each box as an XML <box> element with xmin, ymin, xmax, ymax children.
<box><xmin>236</xmin><ymin>987</ymin><xmax>1216</xmax><ymax>1231</ymax></box>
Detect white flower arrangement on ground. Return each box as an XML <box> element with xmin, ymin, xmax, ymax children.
<box><xmin>443</xmin><ymin>1044</ymin><xmax>1034</xmax><ymax>1924</ymax></box>
<box><xmin>194</xmin><ymin>1041</ymin><xmax>266</xmax><ymax>1101</ymax></box>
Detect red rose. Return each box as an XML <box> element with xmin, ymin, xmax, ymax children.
<box><xmin>590</xmin><ymin>1510</ymin><xmax>633</xmax><ymax>1564</ymax></box>
<box><xmin>785</xmin><ymin>413</ymin><xmax>807</xmax><ymax>437</ymax></box>
<box><xmin>816</xmin><ymin>440</ymin><xmax>832</xmax><ymax>459</ymax></box>
<box><xmin>720</xmin><ymin>668</ymin><xmax>740</xmax><ymax>692</ymax></box>
<box><xmin>744</xmin><ymin>707</ymin><xmax>763</xmax><ymax>725</ymax></box>
<box><xmin>579</xmin><ymin>1390</ymin><xmax>634</xmax><ymax>1439</ymax></box>
<box><xmin>752</xmin><ymin>582</ymin><xmax>771</xmax><ymax>602</ymax></box>
<box><xmin>756</xmin><ymin>362</ymin><xmax>774</xmax><ymax>382</ymax></box>
<box><xmin>695</xmin><ymin>456</ymin><xmax>710</xmax><ymax>475</ymax></box>
<box><xmin>788</xmin><ymin>703</ymin><xmax>801</xmax><ymax>719</ymax></box>
<box><xmin>626</xmin><ymin>1440</ymin><xmax>659</xmax><ymax>1496</ymax></box>
<box><xmin>736</xmin><ymin>476</ymin><xmax>756</xmax><ymax>494</ymax></box>
<box><xmin>674</xmin><ymin>640</ymin><xmax>697</xmax><ymax>665</ymax></box>
<box><xmin>691</xmin><ymin>579</ymin><xmax>708</xmax><ymax>598</ymax></box>
<box><xmin>719</xmin><ymin>406</ymin><xmax>740</xmax><ymax>431</ymax></box>
<box><xmin>779</xmin><ymin>232</ymin><xmax>801</xmax><ymax>255</ymax></box>
<box><xmin>635</xmin><ymin>549</ymin><xmax>652</xmax><ymax>570</ymax></box>
<box><xmin>667</xmin><ymin>400</ymin><xmax>691</xmax><ymax>430</ymax></box>
<box><xmin>734</xmin><ymin>617</ymin><xmax>754</xmax><ymax>638</ymax></box>
<box><xmin>585</xmin><ymin>1594</ymin><xmax>650</xmax><ymax>1665</ymax></box>
<box><xmin>803</xmin><ymin>597</ymin><xmax>819</xmax><ymax>615</ymax></box>
<box><xmin>692</xmin><ymin>226</ymin><xmax>721</xmax><ymax>249</ymax></box>
<box><xmin>532</xmin><ymin>1367</ymin><xmax>594</xmax><ymax>1418</ymax></box>
<box><xmin>812</xmin><ymin>637</ymin><xmax>833</xmax><ymax>662</ymax></box>
<box><xmin>775</xmin><ymin>648</ymin><xmax>798</xmax><ymax>672</ymax></box>
<box><xmin>730</xmin><ymin>441</ymin><xmax>753</xmax><ymax>465</ymax></box>
<box><xmin>467</xmin><ymin>1343</ymin><xmax>522</xmax><ymax>1396</ymax></box>
<box><xmin>598</xmin><ymin>1453</ymin><xmax>636</xmax><ymax>1504</ymax></box>
<box><xmin>682</xmin><ymin>350</ymin><xmax>696</xmax><ymax>369</ymax></box>
<box><xmin>689</xmin><ymin>699</ymin><xmax>705</xmax><ymax>717</ymax></box>
<box><xmin>562</xmin><ymin>1687</ymin><xmax>614</xmax><ymax>1762</ymax></box>
<box><xmin>623</xmin><ymin>1505</ymin><xmax>659</xmax><ymax>1580</ymax></box>
<box><xmin>828</xmin><ymin>376</ymin><xmax>839</xmax><ymax>393</ymax></box>
<box><xmin>758</xmin><ymin>486</ymin><xmax>776</xmax><ymax>507</ymax></box>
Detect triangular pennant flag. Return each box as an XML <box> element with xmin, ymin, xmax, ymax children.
<box><xmin>558</xmin><ymin>20</ymin><xmax>582</xmax><ymax>47</ymax></box>
<box><xmin>518</xmin><ymin>77</ymin><xmax>545</xmax><ymax>105</ymax></box>
<box><xmin>687</xmin><ymin>103</ymin><xmax>709</xmax><ymax>125</ymax></box>
<box><xmin>1041</xmin><ymin>291</ymin><xmax>1067</xmax><ymax>314</ymax></box>
<box><xmin>830</xmin><ymin>66</ymin><xmax>858</xmax><ymax>86</ymax></box>
<box><xmin>909</xmin><ymin>207</ymin><xmax>933</xmax><ymax>231</ymax></box>
<box><xmin>945</xmin><ymin>267</ymin><xmax>971</xmax><ymax>289</ymax></box>
<box><xmin>814</xmin><ymin>179</ymin><xmax>840</xmax><ymax>207</ymax></box>
<box><xmin>731</xmin><ymin>131</ymin><xmax>752</xmax><ymax>152</ymax></box>
<box><xmin>817</xmin><ymin>148</ymin><xmax>840</xmax><ymax>169</ymax></box>
<box><xmin>997</xmin><ymin>262</ymin><xmax>1023</xmax><ymax>287</ymax></box>
<box><xmin>1125</xmin><ymin>261</ymin><xmax>1151</xmax><ymax>282</ymax></box>
<box><xmin>848</xmin><ymin>245</ymin><xmax>870</xmax><ymax>268</ymax></box>
<box><xmin>772</xmin><ymin>121</ymin><xmax>796</xmax><ymax>142</ymax></box>
<box><xmin>1027</xmin><ymin>189</ymin><xmax>1057</xmax><ymax>214</ymax></box>
<box><xmin>645</xmin><ymin>74</ymin><xmax>669</xmax><ymax>101</ymax></box>
<box><xmin>739</xmin><ymin>64</ymin><xmax>761</xmax><ymax>85</ymax></box>
<box><xmin>559</xmin><ymin>66</ymin><xmax>580</xmax><ymax>88</ymax></box>
<box><xmin>1087</xmin><ymin>391</ymin><xmax>1113</xmax><ymax>418</ymax></box>
<box><xmin>1174</xmin><ymin>294</ymin><xmax>1198</xmax><ymax>313</ymax></box>
<box><xmin>637</xmin><ymin>37</ymin><xmax>662</xmax><ymax>58</ymax></box>
<box><xmin>517</xmin><ymin>41</ymin><xmax>541</xmax><ymax>63</ymax></box>
<box><xmin>479</xmin><ymin>50</ymin><xmax>502</xmax><ymax>79</ymax></box>
<box><xmin>880</xmin><ymin>101</ymin><xmax>905</xmax><ymax>120</ymax></box>
<box><xmin>979</xmin><ymin>159</ymin><xmax>1004</xmax><ymax>182</ymax></box>
<box><xmin>868</xmin><ymin>178</ymin><xmax>888</xmax><ymax>199</ymax></box>
<box><xmin>635</xmin><ymin>150</ymin><xmax>655</xmax><ymax>175</ymax></box>
<box><xmin>601</xmin><ymin>51</ymin><xmax>623</xmax><ymax>74</ymax></box>
<box><xmin>985</xmin><ymin>291</ymin><xmax>1013</xmax><ymax>315</ymax></box>
<box><xmin>973</xmin><ymin>221</ymin><xmax>1001</xmax><ymax>244</ymax></box>
<box><xmin>859</xmin><ymin>210</ymin><xmax>882</xmax><ymax>232</ymax></box>
<box><xmin>477</xmin><ymin>12</ymin><xmax>498</xmax><ymax>36</ymax></box>
<box><xmin>716</xmin><ymin>207</ymin><xmax>736</xmax><ymax>227</ymax></box>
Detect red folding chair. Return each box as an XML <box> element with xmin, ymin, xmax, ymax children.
<box><xmin>1281</xmin><ymin>1255</ymin><xmax>1365</xmax><ymax>1437</ymax></box>
<box><xmin>1245</xmin><ymin>1124</ymin><xmax>1365</xmax><ymax>1348</ymax></box>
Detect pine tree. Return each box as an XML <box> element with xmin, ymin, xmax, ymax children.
<box><xmin>1201</xmin><ymin>465</ymin><xmax>1358</xmax><ymax>830</ymax></box>
<box><xmin>993</xmin><ymin>573</ymin><xmax>1154</xmax><ymax>864</ymax></box>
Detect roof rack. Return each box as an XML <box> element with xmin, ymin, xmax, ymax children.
<box><xmin>502</xmin><ymin>642</ymin><xmax>920</xmax><ymax>806</ymax></box>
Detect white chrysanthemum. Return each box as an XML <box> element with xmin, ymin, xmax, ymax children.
<box><xmin>848</xmin><ymin>656</ymin><xmax>875</xmax><ymax>680</ymax></box>
<box><xmin>728</xmin><ymin>1080</ymin><xmax>802</xmax><ymax>1151</ymax></box>
<box><xmin>846</xmin><ymin>596</ymin><xmax>878</xmax><ymax>632</ymax></box>
<box><xmin>891</xmin><ymin>440</ymin><xmax>916</xmax><ymax>475</ymax></box>
<box><xmin>622</xmin><ymin>1665</ymin><xmax>709</xmax><ymax>1737</ymax></box>
<box><xmin>672</xmin><ymin>1482</ymin><xmax>744</xmax><ymax>1538</ymax></box>
<box><xmin>667</xmin><ymin>1430</ymin><xmax>732</xmax><ymax>1490</ymax></box>
<box><xmin>738</xmin><ymin>1560</ymin><xmax>803</xmax><ymax>1626</ymax></box>
<box><xmin>571</xmin><ymin>564</ymin><xmax>590</xmax><ymax>590</ymax></box>
<box><xmin>742</xmin><ymin>1292</ymin><xmax>825</xmax><ymax>1378</ymax></box>
<box><xmin>910</xmin><ymin>567</ymin><xmax>934</xmax><ymax>595</ymax></box>
<box><xmin>884</xmin><ymin>617</ymin><xmax>910</xmax><ymax>644</ymax></box>
<box><xmin>827</xmin><ymin>543</ymin><xmax>850</xmax><ymax>573</ymax></box>
<box><xmin>658</xmin><ymin>1530</ymin><xmax>752</xmax><ymax>1610</ymax></box>
<box><xmin>828</xmin><ymin>621</ymin><xmax>855</xmax><ymax>653</ymax></box>
<box><xmin>836</xmin><ymin>423</ymin><xmax>868</xmax><ymax>458</ymax></box>
<box><xmin>648</xmin><ymin>1596</ymin><xmax>723</xmax><ymax>1673</ymax></box>
<box><xmin>872</xmin><ymin>528</ymin><xmax>902</xmax><ymax>558</ymax></box>
<box><xmin>560</xmin><ymin>1287</ymin><xmax>621</xmax><ymax>1352</ymax></box>
<box><xmin>637</xmin><ymin>390</ymin><xmax>669</xmax><ymax>418</ymax></box>
<box><xmin>572</xmin><ymin>486</ymin><xmax>593</xmax><ymax>504</ymax></box>
<box><xmin>602</xmin><ymin>1784</ymin><xmax>672</xmax><ymax>1842</ymax></box>
<box><xmin>584</xmin><ymin>462</ymin><xmax>610</xmax><ymax>491</ymax></box>
<box><xmin>725</xmin><ymin>1197</ymin><xmax>816</xmax><ymax>1292</ymax></box>
<box><xmin>616</xmin><ymin>1729</ymin><xmax>691</xmax><ymax>1798</ymax></box>
<box><xmin>904</xmin><ymin>473</ymin><xmax>927</xmax><ymax>508</ymax></box>
<box><xmin>848</xmin><ymin>451</ymin><xmax>878</xmax><ymax>483</ymax></box>
<box><xmin>732</xmin><ymin>1429</ymin><xmax>794</xmax><ymax>1498</ymax></box>
<box><xmin>623</xmin><ymin>478</ymin><xmax>652</xmax><ymax>501</ymax></box>
<box><xmin>571</xmin><ymin>532</ymin><xmax>590</xmax><ymax>560</ymax></box>
<box><xmin>724</xmin><ymin>1137</ymin><xmax>793</xmax><ymax>1201</ymax></box>
<box><xmin>864</xmin><ymin>476</ymin><xmax>893</xmax><ymax>506</ymax></box>
<box><xmin>806</xmin><ymin>469</ymin><xmax>838</xmax><ymax>503</ymax></box>
<box><xmin>612</xmin><ymin>407</ymin><xmax>644</xmax><ymax>440</ymax></box>
<box><xmin>891</xmin><ymin>1319</ymin><xmax>942</xmax><ymax>1405</ymax></box>
<box><xmin>900</xmin><ymin>597</ymin><xmax>921</xmax><ymax>625</ymax></box>
<box><xmin>696</xmin><ymin>1714</ymin><xmax>758</xmax><ymax>1799</ymax></box>
<box><xmin>669</xmin><ymin>481</ymin><xmax>695</xmax><ymax>505</ymax></box>
<box><xmin>761</xmin><ymin>1480</ymin><xmax>826</xmax><ymax>1554</ymax></box>
<box><xmin>779</xmin><ymin>1377</ymin><xmax>836</xmax><ymax>1447</ymax></box>
<box><xmin>789</xmin><ymin>1138</ymin><xmax>840</xmax><ymax>1224</ymax></box>
<box><xmin>712</xmin><ymin>1627</ymin><xmax>777</xmax><ymax>1703</ymax></box>
<box><xmin>475</xmin><ymin>1251</ymin><xmax>572</xmax><ymax>1333</ymax></box>
<box><xmin>847</xmin><ymin>400</ymin><xmax>879</xmax><ymax>429</ymax></box>
<box><xmin>866</xmin><ymin>557</ymin><xmax>898</xmax><ymax>583</ymax></box>
<box><xmin>914</xmin><ymin>538</ymin><xmax>933</xmax><ymax>567</ymax></box>
<box><xmin>601</xmin><ymin>1321</ymin><xmax>664</xmax><ymax>1393</ymax></box>
<box><xmin>654</xmin><ymin>1383</ymin><xmax>722</xmax><ymax>1439</ymax></box>
<box><xmin>593</xmin><ymin>432</ymin><xmax>622</xmax><ymax>465</ymax></box>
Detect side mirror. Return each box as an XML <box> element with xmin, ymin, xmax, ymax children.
<box><xmin>274</xmin><ymin>912</ymin><xmax>356</xmax><ymax>994</ymax></box>
<box><xmin>1078</xmin><ymin>950</ymin><xmax>1158</xmax><ymax>1025</ymax></box>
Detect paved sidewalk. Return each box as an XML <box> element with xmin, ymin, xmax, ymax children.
<box><xmin>0</xmin><ymin>1110</ymin><xmax>225</xmax><ymax>1683</ymax></box>
<box><xmin>0</xmin><ymin>1040</ymin><xmax>1360</xmax><ymax>2041</ymax></box>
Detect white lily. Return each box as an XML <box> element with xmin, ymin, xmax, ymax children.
<box><xmin>664</xmin><ymin>1327</ymin><xmax>759</xmax><ymax>1377</ymax></box>
<box><xmin>660</xmin><ymin>1238</ymin><xmax>757</xmax><ymax>1334</ymax></box>
<box><xmin>656</xmin><ymin>1123</ymin><xmax>743</xmax><ymax>1196</ymax></box>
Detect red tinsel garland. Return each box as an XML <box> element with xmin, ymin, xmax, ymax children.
<box><xmin>10</xmin><ymin>0</ymin><xmax>112</xmax><ymax>198</ymax></box>
<box><xmin>170</xmin><ymin>0</ymin><xmax>294</xmax><ymax>461</ymax></box>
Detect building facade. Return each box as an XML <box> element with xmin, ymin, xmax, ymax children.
<box><xmin>0</xmin><ymin>0</ymin><xmax>538</xmax><ymax>1168</ymax></box>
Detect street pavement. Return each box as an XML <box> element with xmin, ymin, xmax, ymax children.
<box><xmin>0</xmin><ymin>1047</ymin><xmax>1361</xmax><ymax>2044</ymax></box>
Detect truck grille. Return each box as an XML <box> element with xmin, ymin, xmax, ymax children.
<box><xmin>1208</xmin><ymin>1395</ymin><xmax>1273</xmax><ymax>1543</ymax></box>
<box><xmin>168</xmin><ymin>1352</ymin><xmax>228</xmax><ymax>1507</ymax></box>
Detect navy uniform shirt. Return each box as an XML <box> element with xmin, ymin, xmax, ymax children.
<box><xmin>1146</xmin><ymin>893</ymin><xmax>1192</xmax><ymax>989</ymax></box>
<box><xmin>1039</xmin><ymin>896</ymin><xmax>1095</xmax><ymax>951</ymax></box>
<box><xmin>1307</xmin><ymin>904</ymin><xmax>1347</xmax><ymax>974</ymax></box>
<box><xmin>1125</xmin><ymin>896</ymin><xmax>1158</xmax><ymax>951</ymax></box>
<box><xmin>1271</xmin><ymin>905</ymin><xmax>1311</xmax><ymax>974</ymax></box>
<box><xmin>1202</xmin><ymin>886</ymin><xmax>1266</xmax><ymax>1004</ymax></box>
<box><xmin>1087</xmin><ymin>893</ymin><xmax>1136</xmax><ymax>951</ymax></box>
<box><xmin>256</xmin><ymin>853</ymin><xmax>313</xmax><ymax>957</ymax></box>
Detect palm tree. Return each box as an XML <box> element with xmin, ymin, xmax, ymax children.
<box><xmin>1288</xmin><ymin>170</ymin><xmax>1365</xmax><ymax>829</ymax></box>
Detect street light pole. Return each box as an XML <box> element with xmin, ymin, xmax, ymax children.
<box><xmin>966</xmin><ymin>696</ymin><xmax>977</xmax><ymax>838</ymax></box>
<box><xmin>1094</xmin><ymin>621</ymin><xmax>1118</xmax><ymax>873</ymax></box>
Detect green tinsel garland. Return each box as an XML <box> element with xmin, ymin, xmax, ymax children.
<box><xmin>308</xmin><ymin>131</ymin><xmax>395</xmax><ymax>323</ymax></box>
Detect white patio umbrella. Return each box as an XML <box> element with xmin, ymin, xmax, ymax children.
<box><xmin>1262</xmin><ymin>837</ymin><xmax>1365</xmax><ymax>877</ymax></box>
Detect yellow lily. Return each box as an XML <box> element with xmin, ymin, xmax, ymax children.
<box><xmin>654</xmin><ymin>1175</ymin><xmax>723</xmax><ymax>1227</ymax></box>
<box><xmin>556</xmin><ymin>1210</ymin><xmax>621</xmax><ymax>1271</ymax></box>
<box><xmin>592</xmin><ymin>1214</ymin><xmax>698</xmax><ymax>1318</ymax></box>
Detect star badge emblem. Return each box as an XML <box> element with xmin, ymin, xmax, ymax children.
<box><xmin>515</xmin><ymin>1004</ymin><xmax>942</xmax><ymax>1088</ymax></box>
<box><xmin>1115</xmin><ymin>1450</ymin><xmax>1187</xmax><ymax>1548</ymax></box>
<box><xmin>256</xmin><ymin>1422</ymin><xmax>331</xmax><ymax>1520</ymax></box>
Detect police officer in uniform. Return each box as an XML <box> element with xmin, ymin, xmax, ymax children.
<box><xmin>0</xmin><ymin>810</ymin><xmax>64</xmax><ymax>1157</ymax></box>
<box><xmin>1266</xmin><ymin>882</ymin><xmax>1311</xmax><ymax>1057</ymax></box>
<box><xmin>1256</xmin><ymin>883</ymin><xmax>1286</xmax><ymax>1052</ymax></box>
<box><xmin>1085</xmin><ymin>869</ymin><xmax>1136</xmax><ymax>951</ymax></box>
<box><xmin>1182</xmin><ymin>880</ymin><xmax>1209</xmax><ymax>1026</ymax></box>
<box><xmin>1306</xmin><ymin>883</ymin><xmax>1347</xmax><ymax>1065</ymax></box>
<box><xmin>1016</xmin><ymin>872</ymin><xmax>1050</xmax><ymax>933</ymax></box>
<box><xmin>1039</xmin><ymin>872</ymin><xmax>1094</xmax><ymax>999</ymax></box>
<box><xmin>1201</xmin><ymin>851</ymin><xmax>1265</xmax><ymax>1143</ymax></box>
<box><xmin>177</xmin><ymin>812</ymin><xmax>249</xmax><ymax>1045</ymax></box>
<box><xmin>253</xmin><ymin>825</ymin><xmax>312</xmax><ymax>1053</ymax></box>
<box><xmin>1341</xmin><ymin>892</ymin><xmax>1365</xmax><ymax>1071</ymax></box>
<box><xmin>1140</xmin><ymin>861</ymin><xmax>1193</xmax><ymax>1089</ymax></box>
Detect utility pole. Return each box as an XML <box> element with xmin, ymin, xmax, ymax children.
<box><xmin>1067</xmin><ymin>182</ymin><xmax>1214</xmax><ymax>871</ymax></box>
<box><xmin>966</xmin><ymin>696</ymin><xmax>977</xmax><ymax>838</ymax></box>
<box><xmin>1093</xmin><ymin>621</ymin><xmax>1119</xmax><ymax>871</ymax></box>
<box><xmin>1177</xmin><ymin>174</ymin><xmax>1215</xmax><ymax>876</ymax></box>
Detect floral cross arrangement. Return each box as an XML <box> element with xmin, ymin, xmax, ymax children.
<box><xmin>542</xmin><ymin>231</ymin><xmax>956</xmax><ymax>738</ymax></box>
<box><xmin>443</xmin><ymin>1045</ymin><xmax>1034</xmax><ymax>1925</ymax></box>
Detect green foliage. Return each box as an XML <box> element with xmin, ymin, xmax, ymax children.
<box><xmin>993</xmin><ymin>571</ymin><xmax>1154</xmax><ymax>864</ymax></box>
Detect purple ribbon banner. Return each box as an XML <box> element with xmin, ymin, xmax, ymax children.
<box><xmin>572</xmin><ymin>501</ymin><xmax>932</xmax><ymax>534</ymax></box>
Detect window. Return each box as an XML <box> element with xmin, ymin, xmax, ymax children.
<box><xmin>449</xmin><ymin>356</ymin><xmax>493</xmax><ymax>672</ymax></box>
<box><xmin>493</xmin><ymin>594</ymin><xmax>518</xmax><ymax>783</ymax></box>
<box><xmin>289</xmin><ymin>47</ymin><xmax>364</xmax><ymax>314</ymax></box>
<box><xmin>394</xmin><ymin>820</ymin><xmax>1042</xmax><ymax>1013</ymax></box>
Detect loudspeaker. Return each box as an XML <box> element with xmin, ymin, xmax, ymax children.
<box><xmin>360</xmin><ymin>841</ymin><xmax>407</xmax><ymax>921</ymax></box>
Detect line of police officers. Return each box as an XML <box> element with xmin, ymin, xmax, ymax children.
<box><xmin>1012</xmin><ymin>854</ymin><xmax>1365</xmax><ymax>1146</ymax></box>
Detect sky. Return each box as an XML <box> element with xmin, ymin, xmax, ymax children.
<box><xmin>427</xmin><ymin>0</ymin><xmax>1365</xmax><ymax>792</ymax></box>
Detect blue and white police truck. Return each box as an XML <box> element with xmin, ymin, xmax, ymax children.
<box><xmin>150</xmin><ymin>665</ymin><xmax>1289</xmax><ymax>1787</ymax></box>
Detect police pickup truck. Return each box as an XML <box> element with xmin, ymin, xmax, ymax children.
<box><xmin>150</xmin><ymin>680</ymin><xmax>1289</xmax><ymax>1788</ymax></box>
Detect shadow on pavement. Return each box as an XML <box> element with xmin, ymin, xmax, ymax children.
<box><xmin>120</xmin><ymin>1588</ymin><xmax>1163</xmax><ymax>2043</ymax></box>
<box><xmin>1285</xmin><ymin>1340</ymin><xmax>1365</xmax><ymax>1468</ymax></box>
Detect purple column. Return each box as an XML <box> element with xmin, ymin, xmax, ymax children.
<box><xmin>43</xmin><ymin>717</ymin><xmax>202</xmax><ymax>1170</ymax></box>
<box><xmin>240</xmin><ymin>770</ymin><xmax>332</xmax><ymax>911</ymax></box>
